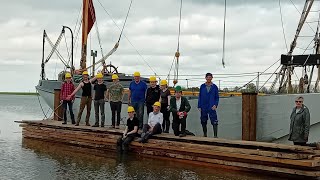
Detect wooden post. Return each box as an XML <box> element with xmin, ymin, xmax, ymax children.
<box><xmin>54</xmin><ymin>89</ymin><xmax>63</xmax><ymax>121</ymax></box>
<box><xmin>242</xmin><ymin>92</ymin><xmax>257</xmax><ymax>141</ymax></box>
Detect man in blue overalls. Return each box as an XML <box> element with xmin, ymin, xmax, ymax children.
<box><xmin>198</xmin><ymin>73</ymin><xmax>219</xmax><ymax>138</ymax></box>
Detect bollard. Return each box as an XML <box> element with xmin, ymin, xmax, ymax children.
<box><xmin>242</xmin><ymin>92</ymin><xmax>257</xmax><ymax>141</ymax></box>
<box><xmin>54</xmin><ymin>89</ymin><xmax>63</xmax><ymax>121</ymax></box>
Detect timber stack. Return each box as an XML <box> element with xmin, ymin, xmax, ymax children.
<box><xmin>18</xmin><ymin>120</ymin><xmax>320</xmax><ymax>178</ymax></box>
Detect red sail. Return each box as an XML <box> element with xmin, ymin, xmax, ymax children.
<box><xmin>87</xmin><ymin>0</ymin><xmax>96</xmax><ymax>34</ymax></box>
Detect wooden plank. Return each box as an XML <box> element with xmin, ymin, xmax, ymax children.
<box><xmin>23</xmin><ymin>126</ymin><xmax>320</xmax><ymax>168</ymax></box>
<box><xmin>19</xmin><ymin>120</ymin><xmax>317</xmax><ymax>153</ymax></box>
<box><xmin>21</xmin><ymin>125</ymin><xmax>320</xmax><ymax>177</ymax></box>
<box><xmin>132</xmin><ymin>148</ymin><xmax>320</xmax><ymax>177</ymax></box>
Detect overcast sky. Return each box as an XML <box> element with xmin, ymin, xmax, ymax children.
<box><xmin>1</xmin><ymin>0</ymin><xmax>318</xmax><ymax>92</ymax></box>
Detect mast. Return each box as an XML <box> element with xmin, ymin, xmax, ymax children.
<box><xmin>80</xmin><ymin>0</ymin><xmax>96</xmax><ymax>70</ymax></box>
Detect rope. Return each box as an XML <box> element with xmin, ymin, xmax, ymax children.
<box><xmin>44</xmin><ymin>31</ymin><xmax>67</xmax><ymax>66</ymax></box>
<box><xmin>279</xmin><ymin>0</ymin><xmax>288</xmax><ymax>52</ymax></box>
<box><xmin>36</xmin><ymin>89</ymin><xmax>49</xmax><ymax>119</ymax></box>
<box><xmin>94</xmin><ymin>20</ymin><xmax>104</xmax><ymax>59</ymax></box>
<box><xmin>97</xmin><ymin>0</ymin><xmax>157</xmax><ymax>75</ymax></box>
<box><xmin>118</xmin><ymin>0</ymin><xmax>133</xmax><ymax>42</ymax></box>
<box><xmin>222</xmin><ymin>0</ymin><xmax>227</xmax><ymax>68</ymax></box>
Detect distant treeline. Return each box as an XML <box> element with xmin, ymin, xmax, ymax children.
<box><xmin>0</xmin><ymin>92</ymin><xmax>39</xmax><ymax>96</ymax></box>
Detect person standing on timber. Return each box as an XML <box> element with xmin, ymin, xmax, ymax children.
<box><xmin>68</xmin><ymin>71</ymin><xmax>96</xmax><ymax>126</ymax></box>
<box><xmin>92</xmin><ymin>73</ymin><xmax>107</xmax><ymax>127</ymax></box>
<box><xmin>288</xmin><ymin>96</ymin><xmax>310</xmax><ymax>146</ymax></box>
<box><xmin>107</xmin><ymin>74</ymin><xmax>124</xmax><ymax>129</ymax></box>
<box><xmin>145</xmin><ymin>76</ymin><xmax>160</xmax><ymax>115</ymax></box>
<box><xmin>159</xmin><ymin>80</ymin><xmax>171</xmax><ymax>133</ymax></box>
<box><xmin>198</xmin><ymin>73</ymin><xmax>219</xmax><ymax>138</ymax></box>
<box><xmin>117</xmin><ymin>106</ymin><xmax>139</xmax><ymax>152</ymax></box>
<box><xmin>60</xmin><ymin>73</ymin><xmax>75</xmax><ymax>125</ymax></box>
<box><xmin>170</xmin><ymin>86</ymin><xmax>191</xmax><ymax>137</ymax></box>
<box><xmin>139</xmin><ymin>102</ymin><xmax>163</xmax><ymax>143</ymax></box>
<box><xmin>128</xmin><ymin>71</ymin><xmax>147</xmax><ymax>129</ymax></box>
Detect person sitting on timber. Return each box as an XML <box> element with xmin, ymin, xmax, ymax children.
<box><xmin>68</xmin><ymin>71</ymin><xmax>96</xmax><ymax>126</ymax></box>
<box><xmin>60</xmin><ymin>73</ymin><xmax>75</xmax><ymax>125</ymax></box>
<box><xmin>139</xmin><ymin>102</ymin><xmax>163</xmax><ymax>143</ymax></box>
<box><xmin>117</xmin><ymin>106</ymin><xmax>139</xmax><ymax>152</ymax></box>
<box><xmin>288</xmin><ymin>96</ymin><xmax>310</xmax><ymax>146</ymax></box>
<box><xmin>170</xmin><ymin>85</ymin><xmax>191</xmax><ymax>137</ymax></box>
<box><xmin>92</xmin><ymin>73</ymin><xmax>107</xmax><ymax>127</ymax></box>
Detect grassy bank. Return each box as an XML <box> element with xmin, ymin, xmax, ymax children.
<box><xmin>0</xmin><ymin>92</ymin><xmax>39</xmax><ymax>96</ymax></box>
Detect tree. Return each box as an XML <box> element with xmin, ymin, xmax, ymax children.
<box><xmin>222</xmin><ymin>88</ymin><xmax>229</xmax><ymax>92</ymax></box>
<box><xmin>246</xmin><ymin>83</ymin><xmax>256</xmax><ymax>93</ymax></box>
<box><xmin>260</xmin><ymin>87</ymin><xmax>268</xmax><ymax>94</ymax></box>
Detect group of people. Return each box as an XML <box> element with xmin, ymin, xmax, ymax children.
<box><xmin>60</xmin><ymin>71</ymin><xmax>124</xmax><ymax>128</ymax></box>
<box><xmin>60</xmin><ymin>70</ymin><xmax>313</xmax><ymax>150</ymax></box>
<box><xmin>60</xmin><ymin>71</ymin><xmax>220</xmax><ymax>151</ymax></box>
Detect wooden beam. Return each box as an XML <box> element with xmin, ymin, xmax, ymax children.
<box><xmin>242</xmin><ymin>92</ymin><xmax>257</xmax><ymax>141</ymax></box>
<box><xmin>54</xmin><ymin>89</ymin><xmax>63</xmax><ymax>121</ymax></box>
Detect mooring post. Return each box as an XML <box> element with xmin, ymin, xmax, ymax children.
<box><xmin>54</xmin><ymin>89</ymin><xmax>63</xmax><ymax>121</ymax></box>
<box><xmin>242</xmin><ymin>92</ymin><xmax>257</xmax><ymax>141</ymax></box>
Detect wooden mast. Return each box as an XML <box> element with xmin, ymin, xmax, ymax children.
<box><xmin>80</xmin><ymin>0</ymin><xmax>89</xmax><ymax>70</ymax></box>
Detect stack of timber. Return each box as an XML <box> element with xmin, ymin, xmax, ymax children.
<box><xmin>17</xmin><ymin>120</ymin><xmax>320</xmax><ymax>178</ymax></box>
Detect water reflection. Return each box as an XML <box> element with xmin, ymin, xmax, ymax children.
<box><xmin>22</xmin><ymin>138</ymin><xmax>286</xmax><ymax>180</ymax></box>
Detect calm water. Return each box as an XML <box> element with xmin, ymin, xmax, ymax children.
<box><xmin>0</xmin><ymin>94</ymin><xmax>288</xmax><ymax>180</ymax></box>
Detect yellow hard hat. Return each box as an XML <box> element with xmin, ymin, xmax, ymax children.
<box><xmin>153</xmin><ymin>101</ymin><xmax>161</xmax><ymax>107</ymax></box>
<box><xmin>112</xmin><ymin>74</ymin><xmax>119</xmax><ymax>80</ymax></box>
<box><xmin>133</xmin><ymin>72</ymin><xmax>140</xmax><ymax>77</ymax></box>
<box><xmin>82</xmin><ymin>71</ymin><xmax>89</xmax><ymax>75</ymax></box>
<box><xmin>127</xmin><ymin>106</ymin><xmax>135</xmax><ymax>113</ymax></box>
<box><xmin>149</xmin><ymin>76</ymin><xmax>157</xmax><ymax>82</ymax></box>
<box><xmin>160</xmin><ymin>80</ymin><xmax>168</xmax><ymax>86</ymax></box>
<box><xmin>65</xmin><ymin>73</ymin><xmax>72</xmax><ymax>78</ymax></box>
<box><xmin>96</xmin><ymin>73</ymin><xmax>103</xmax><ymax>79</ymax></box>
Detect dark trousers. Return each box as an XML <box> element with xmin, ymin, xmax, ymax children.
<box><xmin>94</xmin><ymin>99</ymin><xmax>105</xmax><ymax>126</ymax></box>
<box><xmin>172</xmin><ymin>114</ymin><xmax>186</xmax><ymax>136</ymax></box>
<box><xmin>294</xmin><ymin>142</ymin><xmax>307</xmax><ymax>146</ymax></box>
<box><xmin>132</xmin><ymin>101</ymin><xmax>144</xmax><ymax>129</ymax></box>
<box><xmin>142</xmin><ymin>123</ymin><xmax>162</xmax><ymax>134</ymax></box>
<box><xmin>160</xmin><ymin>103</ymin><xmax>170</xmax><ymax>132</ymax></box>
<box><xmin>117</xmin><ymin>133</ymin><xmax>136</xmax><ymax>151</ymax></box>
<box><xmin>63</xmin><ymin>100</ymin><xmax>75</xmax><ymax>123</ymax></box>
<box><xmin>110</xmin><ymin>101</ymin><xmax>122</xmax><ymax>126</ymax></box>
<box><xmin>146</xmin><ymin>103</ymin><xmax>153</xmax><ymax>116</ymax></box>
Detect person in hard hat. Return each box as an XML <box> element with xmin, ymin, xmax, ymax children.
<box><xmin>139</xmin><ymin>101</ymin><xmax>163</xmax><ymax>143</ymax></box>
<box><xmin>159</xmin><ymin>79</ymin><xmax>171</xmax><ymax>133</ymax></box>
<box><xmin>92</xmin><ymin>73</ymin><xmax>107</xmax><ymax>127</ymax></box>
<box><xmin>170</xmin><ymin>85</ymin><xmax>191</xmax><ymax>137</ymax></box>
<box><xmin>107</xmin><ymin>74</ymin><xmax>124</xmax><ymax>128</ymax></box>
<box><xmin>68</xmin><ymin>70</ymin><xmax>97</xmax><ymax>126</ymax></box>
<box><xmin>128</xmin><ymin>71</ymin><xmax>147</xmax><ymax>129</ymax></box>
<box><xmin>117</xmin><ymin>106</ymin><xmax>138</xmax><ymax>152</ymax></box>
<box><xmin>145</xmin><ymin>76</ymin><xmax>160</xmax><ymax>115</ymax></box>
<box><xmin>198</xmin><ymin>73</ymin><xmax>219</xmax><ymax>138</ymax></box>
<box><xmin>60</xmin><ymin>72</ymin><xmax>75</xmax><ymax>125</ymax></box>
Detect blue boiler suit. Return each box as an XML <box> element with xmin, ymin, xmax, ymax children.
<box><xmin>198</xmin><ymin>83</ymin><xmax>219</xmax><ymax>125</ymax></box>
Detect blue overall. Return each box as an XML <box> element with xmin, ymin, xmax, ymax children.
<box><xmin>198</xmin><ymin>83</ymin><xmax>219</xmax><ymax>125</ymax></box>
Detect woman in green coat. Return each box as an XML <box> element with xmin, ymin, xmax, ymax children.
<box><xmin>288</xmin><ymin>96</ymin><xmax>310</xmax><ymax>146</ymax></box>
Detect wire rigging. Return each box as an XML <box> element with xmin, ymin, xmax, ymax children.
<box><xmin>96</xmin><ymin>0</ymin><xmax>157</xmax><ymax>75</ymax></box>
<box><xmin>279</xmin><ymin>0</ymin><xmax>289</xmax><ymax>52</ymax></box>
<box><xmin>222</xmin><ymin>0</ymin><xmax>227</xmax><ymax>68</ymax></box>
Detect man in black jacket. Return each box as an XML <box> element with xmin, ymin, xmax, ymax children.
<box><xmin>170</xmin><ymin>86</ymin><xmax>191</xmax><ymax>137</ymax></box>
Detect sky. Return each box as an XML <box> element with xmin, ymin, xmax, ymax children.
<box><xmin>0</xmin><ymin>0</ymin><xmax>318</xmax><ymax>92</ymax></box>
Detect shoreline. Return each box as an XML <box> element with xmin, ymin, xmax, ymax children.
<box><xmin>0</xmin><ymin>92</ymin><xmax>39</xmax><ymax>96</ymax></box>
